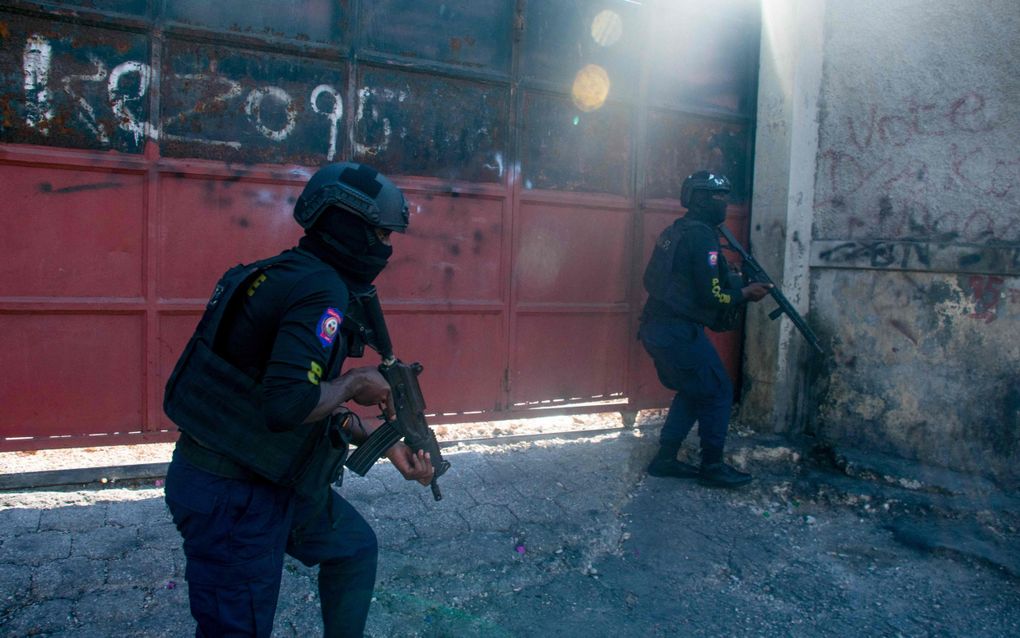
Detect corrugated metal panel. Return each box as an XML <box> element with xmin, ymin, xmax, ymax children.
<box><xmin>0</xmin><ymin>0</ymin><xmax>760</xmax><ymax>450</ymax></box>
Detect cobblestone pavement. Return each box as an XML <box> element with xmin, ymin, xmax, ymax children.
<box><xmin>2</xmin><ymin>428</ymin><xmax>1019</xmax><ymax>637</ymax></box>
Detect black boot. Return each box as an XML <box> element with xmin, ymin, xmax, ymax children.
<box><xmin>647</xmin><ymin>441</ymin><xmax>697</xmax><ymax>478</ymax></box>
<box><xmin>647</xmin><ymin>457</ymin><xmax>700</xmax><ymax>478</ymax></box>
<box><xmin>698</xmin><ymin>462</ymin><xmax>752</xmax><ymax>488</ymax></box>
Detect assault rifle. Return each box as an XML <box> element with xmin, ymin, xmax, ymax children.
<box><xmin>342</xmin><ymin>287</ymin><xmax>451</xmax><ymax>501</ymax></box>
<box><xmin>718</xmin><ymin>225</ymin><xmax>824</xmax><ymax>355</ymax></box>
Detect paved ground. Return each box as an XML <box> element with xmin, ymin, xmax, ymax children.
<box><xmin>2</xmin><ymin>425</ymin><xmax>1019</xmax><ymax>637</ymax></box>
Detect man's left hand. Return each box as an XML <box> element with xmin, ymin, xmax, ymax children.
<box><xmin>742</xmin><ymin>282</ymin><xmax>773</xmax><ymax>302</ymax></box>
<box><xmin>385</xmin><ymin>442</ymin><xmax>434</xmax><ymax>486</ymax></box>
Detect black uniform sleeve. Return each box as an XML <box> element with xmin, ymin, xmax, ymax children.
<box><xmin>261</xmin><ymin>274</ymin><xmax>349</xmax><ymax>431</ymax></box>
<box><xmin>680</xmin><ymin>224</ymin><xmax>746</xmax><ymax>312</ymax></box>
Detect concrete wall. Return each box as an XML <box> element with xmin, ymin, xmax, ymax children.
<box><xmin>745</xmin><ymin>0</ymin><xmax>1020</xmax><ymax>486</ymax></box>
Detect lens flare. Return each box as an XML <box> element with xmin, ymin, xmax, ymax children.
<box><xmin>591</xmin><ymin>10</ymin><xmax>623</xmax><ymax>47</ymax></box>
<box><xmin>571</xmin><ymin>64</ymin><xmax>610</xmax><ymax>112</ymax></box>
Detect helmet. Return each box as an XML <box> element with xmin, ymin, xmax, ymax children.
<box><xmin>293</xmin><ymin>162</ymin><xmax>409</xmax><ymax>232</ymax></box>
<box><xmin>680</xmin><ymin>171</ymin><xmax>731</xmax><ymax>208</ymax></box>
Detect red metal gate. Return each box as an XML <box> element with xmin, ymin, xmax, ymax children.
<box><xmin>0</xmin><ymin>0</ymin><xmax>760</xmax><ymax>450</ymax></box>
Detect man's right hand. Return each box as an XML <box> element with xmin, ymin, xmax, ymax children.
<box><xmin>742</xmin><ymin>282</ymin><xmax>773</xmax><ymax>302</ymax></box>
<box><xmin>304</xmin><ymin>366</ymin><xmax>395</xmax><ymax>424</ymax></box>
<box><xmin>339</xmin><ymin>366</ymin><xmax>396</xmax><ymax>420</ymax></box>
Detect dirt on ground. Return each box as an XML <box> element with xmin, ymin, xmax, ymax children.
<box><xmin>0</xmin><ymin>411</ymin><xmax>663</xmax><ymax>476</ymax></box>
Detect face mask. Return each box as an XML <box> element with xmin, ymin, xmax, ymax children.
<box><xmin>302</xmin><ymin>210</ymin><xmax>394</xmax><ymax>284</ymax></box>
<box><xmin>687</xmin><ymin>191</ymin><xmax>728</xmax><ymax>226</ymax></box>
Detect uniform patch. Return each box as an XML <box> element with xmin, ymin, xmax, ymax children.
<box><xmin>316</xmin><ymin>308</ymin><xmax>343</xmax><ymax>348</ymax></box>
<box><xmin>708</xmin><ymin>251</ymin><xmax>719</xmax><ymax>267</ymax></box>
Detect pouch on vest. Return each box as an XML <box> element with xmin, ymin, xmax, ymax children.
<box><xmin>163</xmin><ymin>256</ymin><xmax>347</xmax><ymax>493</ymax></box>
<box><xmin>643</xmin><ymin>220</ymin><xmax>706</xmax><ymax>324</ymax></box>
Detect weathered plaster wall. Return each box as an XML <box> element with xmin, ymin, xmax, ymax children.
<box><xmin>813</xmin><ymin>0</ymin><xmax>1020</xmax><ymax>244</ymax></box>
<box><xmin>793</xmin><ymin>0</ymin><xmax>1019</xmax><ymax>484</ymax></box>
<box><xmin>813</xmin><ymin>269</ymin><xmax>1020</xmax><ymax>479</ymax></box>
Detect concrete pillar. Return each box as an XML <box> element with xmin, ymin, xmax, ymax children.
<box><xmin>739</xmin><ymin>0</ymin><xmax>826</xmax><ymax>432</ymax></box>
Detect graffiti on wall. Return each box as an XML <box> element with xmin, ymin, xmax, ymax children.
<box><xmin>852</xmin><ymin>271</ymin><xmax>1020</xmax><ymax>342</ymax></box>
<box><xmin>816</xmin><ymin>92</ymin><xmax>1020</xmax><ymax>242</ymax></box>
<box><xmin>964</xmin><ymin>274</ymin><xmax>1020</xmax><ymax>324</ymax></box>
<box><xmin>3</xmin><ymin>25</ymin><xmax>506</xmax><ymax>175</ymax></box>
<box><xmin>814</xmin><ymin>239</ymin><xmax>1020</xmax><ymax>277</ymax></box>
<box><xmin>7</xmin><ymin>31</ymin><xmax>352</xmax><ymax>162</ymax></box>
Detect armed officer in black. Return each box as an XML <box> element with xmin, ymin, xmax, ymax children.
<box><xmin>163</xmin><ymin>162</ymin><xmax>433</xmax><ymax>637</ymax></box>
<box><xmin>639</xmin><ymin>171</ymin><xmax>771</xmax><ymax>488</ymax></box>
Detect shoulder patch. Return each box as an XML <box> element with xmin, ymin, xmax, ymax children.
<box><xmin>316</xmin><ymin>307</ymin><xmax>343</xmax><ymax>348</ymax></box>
<box><xmin>708</xmin><ymin>251</ymin><xmax>719</xmax><ymax>267</ymax></box>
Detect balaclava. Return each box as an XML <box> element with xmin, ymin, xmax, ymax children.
<box><xmin>299</xmin><ymin>207</ymin><xmax>393</xmax><ymax>285</ymax></box>
<box><xmin>685</xmin><ymin>190</ymin><xmax>728</xmax><ymax>227</ymax></box>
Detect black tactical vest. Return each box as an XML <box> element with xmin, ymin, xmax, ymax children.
<box><xmin>642</xmin><ymin>218</ymin><xmax>741</xmax><ymax>331</ymax></box>
<box><xmin>163</xmin><ymin>254</ymin><xmax>349</xmax><ymax>491</ymax></box>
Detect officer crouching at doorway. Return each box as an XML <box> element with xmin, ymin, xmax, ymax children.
<box><xmin>639</xmin><ymin>171</ymin><xmax>771</xmax><ymax>488</ymax></box>
<box><xmin>163</xmin><ymin>162</ymin><xmax>433</xmax><ymax>637</ymax></box>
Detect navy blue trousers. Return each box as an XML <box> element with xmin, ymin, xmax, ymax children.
<box><xmin>165</xmin><ymin>453</ymin><xmax>377</xmax><ymax>638</ymax></box>
<box><xmin>639</xmin><ymin>318</ymin><xmax>733</xmax><ymax>462</ymax></box>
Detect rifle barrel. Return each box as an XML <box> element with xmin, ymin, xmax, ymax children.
<box><xmin>718</xmin><ymin>226</ymin><xmax>824</xmax><ymax>354</ymax></box>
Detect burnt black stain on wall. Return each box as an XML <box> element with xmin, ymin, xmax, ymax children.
<box><xmin>353</xmin><ymin>68</ymin><xmax>508</xmax><ymax>182</ymax></box>
<box><xmin>925</xmin><ymin>280</ymin><xmax>959</xmax><ymax>305</ymax></box>
<box><xmin>38</xmin><ymin>181</ymin><xmax>121</xmax><ymax>194</ymax></box>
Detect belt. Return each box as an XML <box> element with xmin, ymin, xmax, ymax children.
<box><xmin>174</xmin><ymin>432</ymin><xmax>265</xmax><ymax>482</ymax></box>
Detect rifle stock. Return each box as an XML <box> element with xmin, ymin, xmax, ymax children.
<box><xmin>718</xmin><ymin>226</ymin><xmax>824</xmax><ymax>354</ymax></box>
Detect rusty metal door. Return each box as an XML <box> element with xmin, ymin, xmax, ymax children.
<box><xmin>0</xmin><ymin>0</ymin><xmax>760</xmax><ymax>450</ymax></box>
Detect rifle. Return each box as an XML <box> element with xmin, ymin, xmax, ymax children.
<box><xmin>341</xmin><ymin>287</ymin><xmax>452</xmax><ymax>501</ymax></box>
<box><xmin>718</xmin><ymin>225</ymin><xmax>824</xmax><ymax>355</ymax></box>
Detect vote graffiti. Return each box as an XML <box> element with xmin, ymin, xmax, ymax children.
<box><xmin>816</xmin><ymin>92</ymin><xmax>1020</xmax><ymax>243</ymax></box>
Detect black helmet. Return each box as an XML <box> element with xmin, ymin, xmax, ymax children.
<box><xmin>293</xmin><ymin>162</ymin><xmax>409</xmax><ymax>232</ymax></box>
<box><xmin>680</xmin><ymin>171</ymin><xmax>731</xmax><ymax>207</ymax></box>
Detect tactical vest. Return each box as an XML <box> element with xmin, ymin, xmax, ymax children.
<box><xmin>642</xmin><ymin>218</ymin><xmax>741</xmax><ymax>331</ymax></box>
<box><xmin>163</xmin><ymin>254</ymin><xmax>349</xmax><ymax>492</ymax></box>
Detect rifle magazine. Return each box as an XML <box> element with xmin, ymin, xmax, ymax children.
<box><xmin>344</xmin><ymin>420</ymin><xmax>403</xmax><ymax>476</ymax></box>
